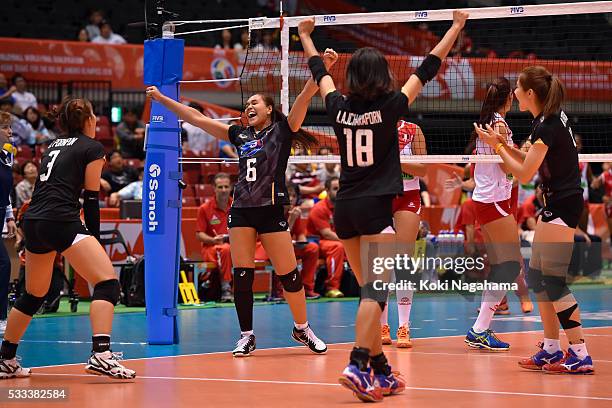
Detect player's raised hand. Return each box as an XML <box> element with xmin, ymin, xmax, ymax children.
<box><xmin>323</xmin><ymin>48</ymin><xmax>338</xmax><ymax>69</ymax></box>
<box><xmin>145</xmin><ymin>86</ymin><xmax>162</xmax><ymax>101</ymax></box>
<box><xmin>298</xmin><ymin>17</ymin><xmax>315</xmax><ymax>37</ymax></box>
<box><xmin>452</xmin><ymin>10</ymin><xmax>469</xmax><ymax>30</ymax></box>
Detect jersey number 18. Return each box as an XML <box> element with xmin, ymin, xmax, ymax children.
<box><xmin>344</xmin><ymin>128</ymin><xmax>373</xmax><ymax>167</ymax></box>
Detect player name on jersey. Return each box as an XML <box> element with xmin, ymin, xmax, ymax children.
<box><xmin>48</xmin><ymin>137</ymin><xmax>78</xmax><ymax>148</ymax></box>
<box><xmin>336</xmin><ymin>110</ymin><xmax>383</xmax><ymax>126</ymax></box>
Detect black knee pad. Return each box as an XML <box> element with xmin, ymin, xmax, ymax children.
<box><xmin>14</xmin><ymin>292</ymin><xmax>46</xmax><ymax>316</ymax></box>
<box><xmin>557</xmin><ymin>303</ymin><xmax>581</xmax><ymax>330</ymax></box>
<box><xmin>542</xmin><ymin>275</ymin><xmax>570</xmax><ymax>302</ymax></box>
<box><xmin>233</xmin><ymin>268</ymin><xmax>255</xmax><ymax>292</ymax></box>
<box><xmin>92</xmin><ymin>279</ymin><xmax>121</xmax><ymax>305</ymax></box>
<box><xmin>489</xmin><ymin>261</ymin><xmax>521</xmax><ymax>284</ymax></box>
<box><xmin>278</xmin><ymin>268</ymin><xmax>303</xmax><ymax>293</ymax></box>
<box><xmin>526</xmin><ymin>267</ymin><xmax>544</xmax><ymax>293</ymax></box>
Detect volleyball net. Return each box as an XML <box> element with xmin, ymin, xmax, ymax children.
<box><xmin>174</xmin><ymin>1</ymin><xmax>612</xmax><ymax>164</ymax></box>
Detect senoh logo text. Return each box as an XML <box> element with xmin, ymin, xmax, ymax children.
<box><xmin>146</xmin><ymin>154</ymin><xmax>165</xmax><ymax>235</ymax></box>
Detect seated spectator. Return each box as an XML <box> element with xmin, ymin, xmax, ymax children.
<box><xmin>215</xmin><ymin>29</ymin><xmax>234</xmax><ymax>50</ymax></box>
<box><xmin>455</xmin><ymin>198</ymin><xmax>487</xmax><ymax>280</ymax></box>
<box><xmin>234</xmin><ymin>29</ymin><xmax>250</xmax><ymax>52</ymax></box>
<box><xmin>92</xmin><ymin>21</ymin><xmax>126</xmax><ymax>45</ymax></box>
<box><xmin>108</xmin><ymin>168</ymin><xmax>143</xmax><ymax>206</ymax></box>
<box><xmin>315</xmin><ymin>146</ymin><xmax>340</xmax><ymax>186</ymax></box>
<box><xmin>0</xmin><ymin>74</ymin><xmax>16</xmax><ymax>101</ymax></box>
<box><xmin>219</xmin><ymin>139</ymin><xmax>238</xmax><ymax>159</ymax></box>
<box><xmin>77</xmin><ymin>28</ymin><xmax>90</xmax><ymax>42</ymax></box>
<box><xmin>306</xmin><ymin>177</ymin><xmax>346</xmax><ymax>298</ymax></box>
<box><xmin>101</xmin><ymin>150</ymin><xmax>138</xmax><ymax>194</ymax></box>
<box><xmin>571</xmin><ymin>227</ymin><xmax>602</xmax><ymax>278</ymax></box>
<box><xmin>10</xmin><ymin>74</ymin><xmax>37</xmax><ymax>114</ymax></box>
<box><xmin>182</xmin><ymin>103</ymin><xmax>217</xmax><ymax>154</ymax></box>
<box><xmin>117</xmin><ymin>108</ymin><xmax>145</xmax><ymax>159</ymax></box>
<box><xmin>196</xmin><ymin>173</ymin><xmax>233</xmax><ymax>302</ymax></box>
<box><xmin>591</xmin><ymin>161</ymin><xmax>612</xmax><ymax>236</ymax></box>
<box><xmin>253</xmin><ymin>30</ymin><xmax>279</xmax><ymax>52</ymax></box>
<box><xmin>517</xmin><ymin>193</ymin><xmax>542</xmax><ymax>240</ymax></box>
<box><xmin>24</xmin><ymin>107</ymin><xmax>54</xmax><ymax>145</ymax></box>
<box><xmin>14</xmin><ymin>161</ymin><xmax>37</xmax><ymax>209</ymax></box>
<box><xmin>85</xmin><ymin>9</ymin><xmax>105</xmax><ymax>40</ymax></box>
<box><xmin>0</xmin><ymin>98</ymin><xmax>35</xmax><ymax>146</ymax></box>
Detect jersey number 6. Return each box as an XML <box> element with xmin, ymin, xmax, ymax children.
<box><xmin>39</xmin><ymin>150</ymin><xmax>60</xmax><ymax>182</ymax></box>
<box><xmin>344</xmin><ymin>128</ymin><xmax>374</xmax><ymax>167</ymax></box>
<box><xmin>246</xmin><ymin>158</ymin><xmax>257</xmax><ymax>182</ymax></box>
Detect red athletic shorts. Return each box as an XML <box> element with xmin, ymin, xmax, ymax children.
<box><xmin>392</xmin><ymin>190</ymin><xmax>421</xmax><ymax>215</ymax></box>
<box><xmin>473</xmin><ymin>198</ymin><xmax>512</xmax><ymax>226</ymax></box>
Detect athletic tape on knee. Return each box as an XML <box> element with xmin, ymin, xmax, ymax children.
<box><xmin>14</xmin><ymin>292</ymin><xmax>46</xmax><ymax>316</ymax></box>
<box><xmin>278</xmin><ymin>268</ymin><xmax>303</xmax><ymax>293</ymax></box>
<box><xmin>233</xmin><ymin>268</ymin><xmax>255</xmax><ymax>292</ymax></box>
<box><xmin>556</xmin><ymin>303</ymin><xmax>581</xmax><ymax>330</ymax></box>
<box><xmin>542</xmin><ymin>275</ymin><xmax>570</xmax><ymax>302</ymax></box>
<box><xmin>92</xmin><ymin>279</ymin><xmax>121</xmax><ymax>305</ymax></box>
<box><xmin>488</xmin><ymin>261</ymin><xmax>521</xmax><ymax>284</ymax></box>
<box><xmin>526</xmin><ymin>267</ymin><xmax>544</xmax><ymax>293</ymax></box>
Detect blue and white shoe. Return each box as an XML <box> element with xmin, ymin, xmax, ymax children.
<box><xmin>465</xmin><ymin>328</ymin><xmax>510</xmax><ymax>351</ymax></box>
<box><xmin>518</xmin><ymin>342</ymin><xmax>564</xmax><ymax>370</ymax></box>
<box><xmin>542</xmin><ymin>348</ymin><xmax>594</xmax><ymax>375</ymax></box>
<box><xmin>373</xmin><ymin>368</ymin><xmax>406</xmax><ymax>396</ymax></box>
<box><xmin>338</xmin><ymin>364</ymin><xmax>383</xmax><ymax>402</ymax></box>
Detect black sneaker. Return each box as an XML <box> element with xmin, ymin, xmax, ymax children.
<box><xmin>292</xmin><ymin>325</ymin><xmax>327</xmax><ymax>354</ymax></box>
<box><xmin>232</xmin><ymin>334</ymin><xmax>256</xmax><ymax>357</ymax></box>
<box><xmin>85</xmin><ymin>351</ymin><xmax>136</xmax><ymax>379</ymax></box>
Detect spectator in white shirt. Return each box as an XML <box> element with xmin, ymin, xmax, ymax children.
<box><xmin>233</xmin><ymin>29</ymin><xmax>250</xmax><ymax>52</ymax></box>
<box><xmin>85</xmin><ymin>10</ymin><xmax>104</xmax><ymax>40</ymax></box>
<box><xmin>181</xmin><ymin>103</ymin><xmax>217</xmax><ymax>154</ymax></box>
<box><xmin>92</xmin><ymin>21</ymin><xmax>126</xmax><ymax>45</ymax></box>
<box><xmin>108</xmin><ymin>168</ymin><xmax>144</xmax><ymax>207</ymax></box>
<box><xmin>215</xmin><ymin>29</ymin><xmax>234</xmax><ymax>50</ymax></box>
<box><xmin>10</xmin><ymin>75</ymin><xmax>37</xmax><ymax>114</ymax></box>
<box><xmin>77</xmin><ymin>28</ymin><xmax>90</xmax><ymax>42</ymax></box>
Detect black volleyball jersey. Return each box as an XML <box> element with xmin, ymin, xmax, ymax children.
<box><xmin>325</xmin><ymin>90</ymin><xmax>409</xmax><ymax>200</ymax></box>
<box><xmin>529</xmin><ymin>111</ymin><xmax>581</xmax><ymax>202</ymax></box>
<box><xmin>25</xmin><ymin>134</ymin><xmax>105</xmax><ymax>221</ymax></box>
<box><xmin>228</xmin><ymin>116</ymin><xmax>293</xmax><ymax>208</ymax></box>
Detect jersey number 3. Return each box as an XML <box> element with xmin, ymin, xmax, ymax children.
<box><xmin>344</xmin><ymin>129</ymin><xmax>373</xmax><ymax>167</ymax></box>
<box><xmin>39</xmin><ymin>150</ymin><xmax>60</xmax><ymax>182</ymax></box>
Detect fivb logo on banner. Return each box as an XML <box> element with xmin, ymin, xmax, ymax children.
<box><xmin>146</xmin><ymin>153</ymin><xmax>165</xmax><ymax>234</ymax></box>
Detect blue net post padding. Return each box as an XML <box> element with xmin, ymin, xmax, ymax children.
<box><xmin>142</xmin><ymin>38</ymin><xmax>184</xmax><ymax>345</ymax></box>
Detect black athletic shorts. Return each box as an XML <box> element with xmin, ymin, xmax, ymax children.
<box><xmin>334</xmin><ymin>195</ymin><xmax>395</xmax><ymax>240</ymax></box>
<box><xmin>540</xmin><ymin>193</ymin><xmax>582</xmax><ymax>229</ymax></box>
<box><xmin>228</xmin><ymin>205</ymin><xmax>289</xmax><ymax>234</ymax></box>
<box><xmin>23</xmin><ymin>219</ymin><xmax>91</xmax><ymax>254</ymax></box>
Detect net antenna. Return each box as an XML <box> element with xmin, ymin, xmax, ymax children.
<box><xmin>175</xmin><ymin>1</ymin><xmax>612</xmax><ymax>165</ymax></box>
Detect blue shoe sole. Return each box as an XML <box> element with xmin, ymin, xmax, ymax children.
<box><xmin>465</xmin><ymin>339</ymin><xmax>510</xmax><ymax>351</ymax></box>
<box><xmin>338</xmin><ymin>375</ymin><xmax>382</xmax><ymax>402</ymax></box>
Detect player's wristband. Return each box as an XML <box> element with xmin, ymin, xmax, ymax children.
<box><xmin>307</xmin><ymin>56</ymin><xmax>330</xmax><ymax>85</ymax></box>
<box><xmin>414</xmin><ymin>54</ymin><xmax>442</xmax><ymax>86</ymax></box>
<box><xmin>83</xmin><ymin>189</ymin><xmax>100</xmax><ymax>241</ymax></box>
<box><xmin>494</xmin><ymin>143</ymin><xmax>505</xmax><ymax>154</ymax></box>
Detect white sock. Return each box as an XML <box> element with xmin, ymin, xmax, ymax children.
<box><xmin>294</xmin><ymin>321</ymin><xmax>309</xmax><ymax>331</ymax></box>
<box><xmin>380</xmin><ymin>302</ymin><xmax>389</xmax><ymax>326</ymax></box>
<box><xmin>241</xmin><ymin>330</ymin><xmax>254</xmax><ymax>337</ymax></box>
<box><xmin>472</xmin><ymin>290</ymin><xmax>506</xmax><ymax>333</ymax></box>
<box><xmin>396</xmin><ymin>289</ymin><xmax>413</xmax><ymax>327</ymax></box>
<box><xmin>569</xmin><ymin>342</ymin><xmax>589</xmax><ymax>360</ymax></box>
<box><xmin>543</xmin><ymin>338</ymin><xmax>561</xmax><ymax>354</ymax></box>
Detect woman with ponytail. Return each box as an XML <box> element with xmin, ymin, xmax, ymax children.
<box><xmin>475</xmin><ymin>66</ymin><xmax>594</xmax><ymax>374</ymax></box>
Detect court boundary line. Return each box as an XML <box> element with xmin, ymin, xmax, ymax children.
<box><xmin>29</xmin><ymin>372</ymin><xmax>612</xmax><ymax>401</ymax></box>
<box><xmin>29</xmin><ymin>326</ymin><xmax>611</xmax><ymax>369</ymax></box>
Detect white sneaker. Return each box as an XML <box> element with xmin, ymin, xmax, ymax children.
<box><xmin>0</xmin><ymin>320</ymin><xmax>6</xmax><ymax>335</ymax></box>
<box><xmin>232</xmin><ymin>334</ymin><xmax>256</xmax><ymax>357</ymax></box>
<box><xmin>0</xmin><ymin>356</ymin><xmax>31</xmax><ymax>379</ymax></box>
<box><xmin>85</xmin><ymin>351</ymin><xmax>136</xmax><ymax>379</ymax></box>
<box><xmin>292</xmin><ymin>324</ymin><xmax>327</xmax><ymax>354</ymax></box>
